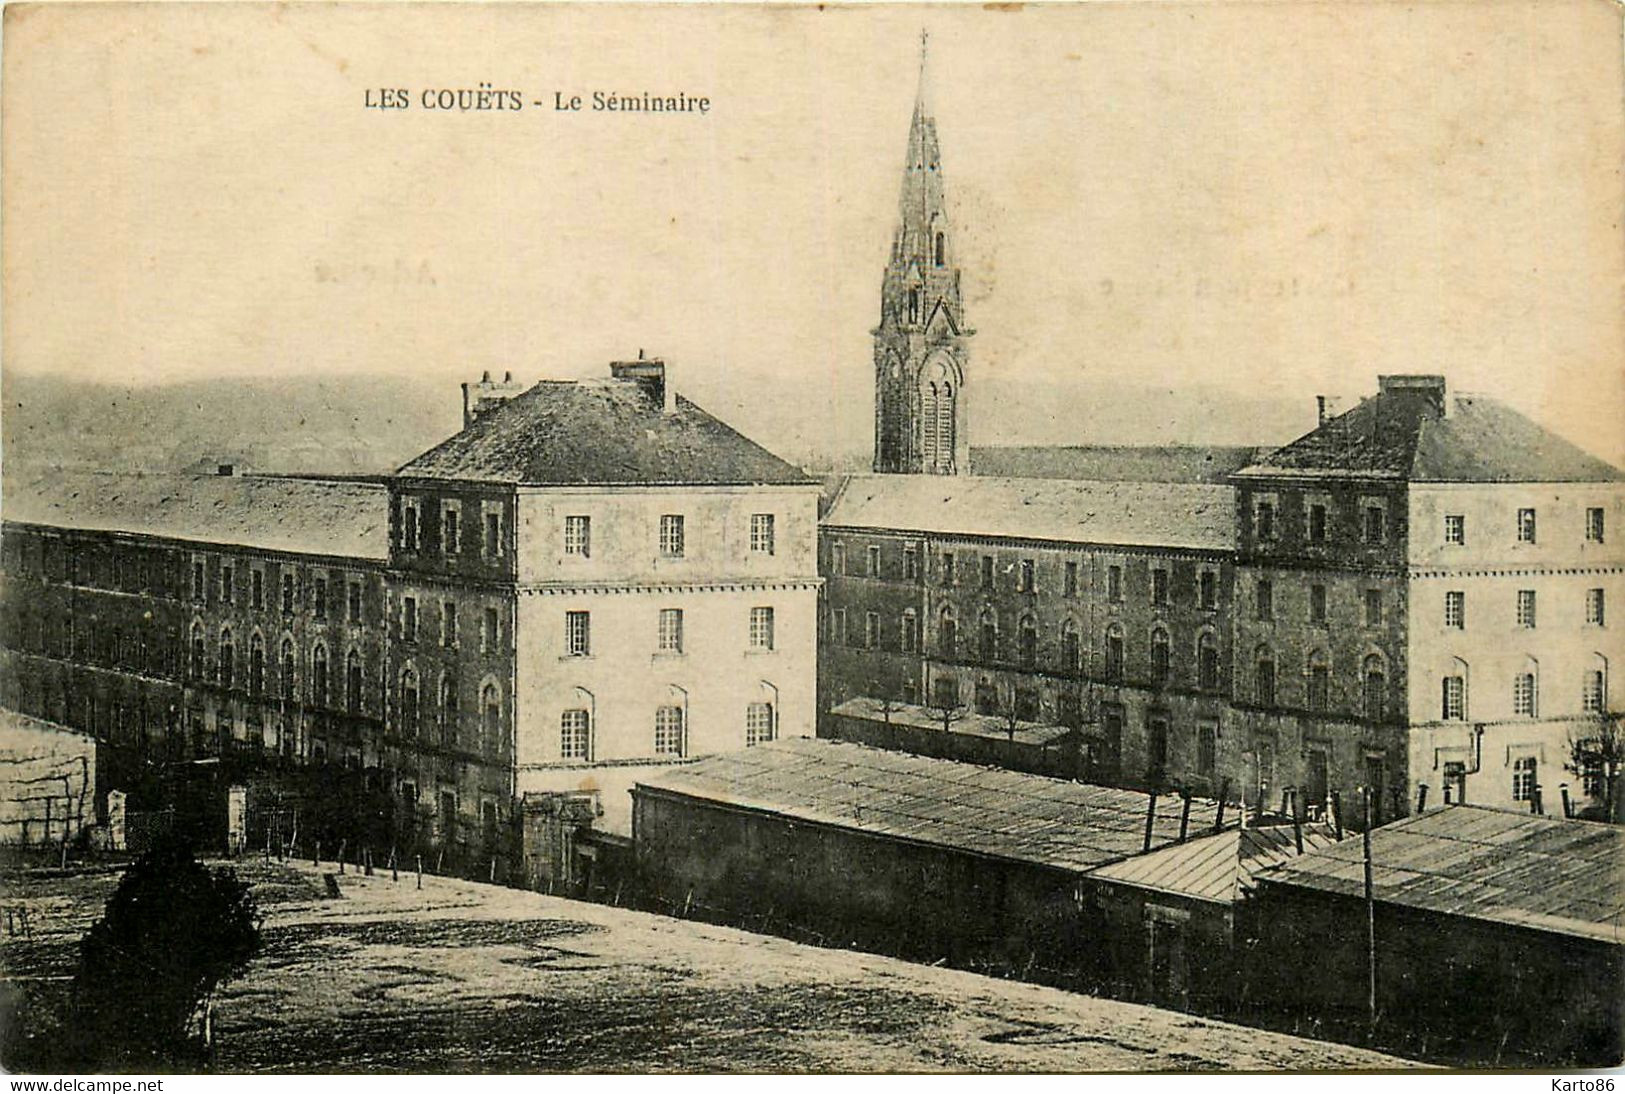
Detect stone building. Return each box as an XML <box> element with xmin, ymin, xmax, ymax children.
<box><xmin>0</xmin><ymin>357</ymin><xmax>820</xmax><ymax>868</ymax></box>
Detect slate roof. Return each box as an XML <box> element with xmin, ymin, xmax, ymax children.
<box><xmin>2</xmin><ymin>470</ymin><xmax>390</xmax><ymax>560</ymax></box>
<box><xmin>1257</xmin><ymin>805</ymin><xmax>1625</xmax><ymax>944</ymax></box>
<box><xmin>397</xmin><ymin>380</ymin><xmax>816</xmax><ymax>487</ymax></box>
<box><xmin>822</xmin><ymin>474</ymin><xmax>1234</xmax><ymax>552</ymax></box>
<box><xmin>1089</xmin><ymin>823</ymin><xmax>1340</xmax><ymax>905</ymax></box>
<box><xmin>1236</xmin><ymin>389</ymin><xmax>1625</xmax><ymax>483</ymax></box>
<box><xmin>973</xmin><ymin>445</ymin><xmax>1267</xmax><ymax>485</ymax></box>
<box><xmin>633</xmin><ymin>737</ymin><xmax>1227</xmax><ymax>875</ymax></box>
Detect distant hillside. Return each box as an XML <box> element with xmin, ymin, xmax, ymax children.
<box><xmin>2</xmin><ymin>373</ymin><xmax>461</xmax><ymax>477</ymax></box>
<box><xmin>1</xmin><ymin>370</ymin><xmax>1309</xmax><ymax>482</ymax></box>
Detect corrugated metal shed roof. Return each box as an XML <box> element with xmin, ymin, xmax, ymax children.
<box><xmin>3</xmin><ymin>470</ymin><xmax>389</xmax><ymax>560</ymax></box>
<box><xmin>634</xmin><ymin>737</ymin><xmax>1226</xmax><ymax>875</ymax></box>
<box><xmin>1089</xmin><ymin>824</ymin><xmax>1340</xmax><ymax>905</ymax></box>
<box><xmin>822</xmin><ymin>474</ymin><xmax>1234</xmax><ymax>552</ymax></box>
<box><xmin>1258</xmin><ymin>806</ymin><xmax>1625</xmax><ymax>944</ymax></box>
<box><xmin>398</xmin><ymin>380</ymin><xmax>816</xmax><ymax>487</ymax></box>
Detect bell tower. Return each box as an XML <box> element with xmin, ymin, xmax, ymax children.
<box><xmin>873</xmin><ymin>31</ymin><xmax>972</xmax><ymax>476</ymax></box>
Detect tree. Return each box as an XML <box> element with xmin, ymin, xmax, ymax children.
<box><xmin>71</xmin><ymin>840</ymin><xmax>261</xmax><ymax>1068</ymax></box>
<box><xmin>922</xmin><ymin>674</ymin><xmax>968</xmax><ymax>736</ymax></box>
<box><xmin>1565</xmin><ymin>714</ymin><xmax>1624</xmax><ymax>823</ymax></box>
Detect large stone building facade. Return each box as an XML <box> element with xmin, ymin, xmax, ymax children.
<box><xmin>0</xmin><ymin>358</ymin><xmax>820</xmax><ymax>867</ymax></box>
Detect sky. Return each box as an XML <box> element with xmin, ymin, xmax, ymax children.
<box><xmin>4</xmin><ymin>1</ymin><xmax>1622</xmax><ymax>465</ymax></box>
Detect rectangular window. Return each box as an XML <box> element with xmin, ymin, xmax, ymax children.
<box><xmin>564</xmin><ymin>515</ymin><xmax>591</xmax><ymax>557</ymax></box>
<box><xmin>565</xmin><ymin>611</ymin><xmax>590</xmax><ymax>656</ymax></box>
<box><xmin>864</xmin><ymin>611</ymin><xmax>880</xmax><ymax>649</ymax></box>
<box><xmin>220</xmin><ymin>563</ymin><xmax>234</xmax><ymax>605</ymax></box>
<box><xmin>1151</xmin><ymin>568</ymin><xmax>1169</xmax><ymax>607</ymax></box>
<box><xmin>832</xmin><ymin>608</ymin><xmax>847</xmax><ymax>646</ymax></box>
<box><xmin>1512</xmin><ymin>756</ymin><xmax>1537</xmax><ymax>801</ymax></box>
<box><xmin>1364</xmin><ymin>588</ymin><xmax>1383</xmax><ymax>627</ymax></box>
<box><xmin>746</xmin><ymin>702</ymin><xmax>774</xmax><ymax>747</ymax></box>
<box><xmin>1517</xmin><ymin>589</ymin><xmax>1537</xmax><ymax>629</ymax></box>
<box><xmin>441</xmin><ymin>602</ymin><xmax>457</xmax><ymax>648</ymax></box>
<box><xmin>980</xmin><ymin>555</ymin><xmax>994</xmax><ymax>588</ymax></box>
<box><xmin>281</xmin><ymin>572</ymin><xmax>295</xmax><ymax>614</ymax></box>
<box><xmin>403</xmin><ymin>503</ymin><xmax>419</xmax><ymax>551</ymax></box>
<box><xmin>1255</xmin><ymin>499</ymin><xmax>1276</xmax><ymax>541</ymax></box>
<box><xmin>941</xmin><ymin>552</ymin><xmax>955</xmax><ymax>585</ymax></box>
<box><xmin>1197</xmin><ymin>722</ymin><xmax>1217</xmax><ymax>778</ymax></box>
<box><xmin>1445</xmin><ymin>514</ymin><xmax>1465</xmax><ymax>545</ymax></box>
<box><xmin>1364</xmin><ymin>504</ymin><xmax>1386</xmax><ymax>545</ymax></box>
<box><xmin>1256</xmin><ymin>579</ymin><xmax>1274</xmax><ymax>621</ymax></box>
<box><xmin>348</xmin><ymin>582</ymin><xmax>363</xmax><ymax>624</ymax></box>
<box><xmin>1442</xmin><ymin>675</ymin><xmax>1465</xmax><ymax>721</ymax></box>
<box><xmin>1444</xmin><ymin>591</ymin><xmax>1465</xmax><ymax>629</ymax></box>
<box><xmin>1199</xmin><ymin>571</ymin><xmax>1218</xmax><ymax>611</ymax></box>
<box><xmin>749</xmin><ymin>607</ymin><xmax>775</xmax><ymax>651</ymax></box>
<box><xmin>314</xmin><ymin>577</ymin><xmax>328</xmax><ymax>620</ymax></box>
<box><xmin>443</xmin><ymin>508</ymin><xmax>460</xmax><ymax>554</ymax></box>
<box><xmin>1518</xmin><ymin>507</ymin><xmax>1537</xmax><ymax>544</ymax></box>
<box><xmin>1587</xmin><ymin>588</ymin><xmax>1606</xmax><ymax>626</ymax></box>
<box><xmin>485</xmin><ymin>511</ymin><xmax>502</xmax><ymax>556</ymax></box>
<box><xmin>659</xmin><ymin>514</ymin><xmax>685</xmax><ymax>558</ymax></box>
<box><xmin>750</xmin><ymin>513</ymin><xmax>775</xmax><ymax>555</ymax></box>
<box><xmin>654</xmin><ymin>705</ymin><xmax>684</xmax><ymax>756</ymax></box>
<box><xmin>483</xmin><ymin>606</ymin><xmax>500</xmax><ymax>652</ymax></box>
<box><xmin>1147</xmin><ymin>716</ymin><xmax>1169</xmax><ymax>777</ymax></box>
<box><xmin>658</xmin><ymin>608</ymin><xmax>684</xmax><ymax>653</ymax></box>
<box><xmin>832</xmin><ymin>542</ymin><xmax>846</xmax><ymax>574</ymax></box>
<box><xmin>1513</xmin><ymin>672</ymin><xmax>1537</xmax><ymax>717</ymax></box>
<box><xmin>1308</xmin><ymin>504</ymin><xmax>1328</xmax><ymax>544</ymax></box>
<box><xmin>251</xmin><ymin>570</ymin><xmax>264</xmax><ymax>611</ymax></box>
<box><xmin>867</xmin><ymin>545</ymin><xmax>881</xmax><ymax>577</ymax></box>
<box><xmin>1064</xmin><ymin>561</ymin><xmax>1078</xmax><ymax>598</ymax></box>
<box><xmin>1586</xmin><ymin>507</ymin><xmax>1605</xmax><ymax>543</ymax></box>
<box><xmin>1019</xmin><ymin>559</ymin><xmax>1035</xmax><ymax>593</ymax></box>
<box><xmin>560</xmin><ymin>710</ymin><xmax>590</xmax><ymax>760</ymax></box>
<box><xmin>1309</xmin><ymin>584</ymin><xmax>1327</xmax><ymax>624</ymax></box>
<box><xmin>900</xmin><ymin>611</ymin><xmax>918</xmax><ymax>653</ymax></box>
<box><xmin>1308</xmin><ymin>666</ymin><xmax>1330</xmax><ymax>712</ymax></box>
<box><xmin>903</xmin><ymin>546</ymin><xmax>919</xmax><ymax>581</ymax></box>
<box><xmin>402</xmin><ymin>595</ymin><xmax>416</xmax><ymax>641</ymax></box>
<box><xmin>1107</xmin><ymin>565</ymin><xmax>1123</xmax><ymax>604</ymax></box>
<box><xmin>193</xmin><ymin>560</ymin><xmax>206</xmax><ymax>601</ymax></box>
<box><xmin>1583</xmin><ymin>670</ymin><xmax>1606</xmax><ymax>713</ymax></box>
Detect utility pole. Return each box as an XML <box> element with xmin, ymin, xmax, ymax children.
<box><xmin>1363</xmin><ymin>784</ymin><xmax>1377</xmax><ymax>1036</ymax></box>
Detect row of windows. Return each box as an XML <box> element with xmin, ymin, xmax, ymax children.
<box><xmin>397</xmin><ymin>597</ymin><xmax>503</xmax><ymax>651</ymax></box>
<box><xmin>1439</xmin><ymin>659</ymin><xmax>1610</xmax><ymax>720</ymax></box>
<box><xmin>1248</xmin><ymin>648</ymin><xmax>1388</xmax><ymax>719</ymax></box>
<box><xmin>562</xmin><ymin>607</ymin><xmax>777</xmax><ymax>657</ymax></box>
<box><xmin>561</xmin><ymin>513</ymin><xmax>778</xmax><ymax>560</ymax></box>
<box><xmin>1250</xmin><ymin>580</ymin><xmax>1387</xmax><ymax>626</ymax></box>
<box><xmin>399</xmin><ymin>500</ymin><xmax>505</xmax><ymax>557</ymax></box>
<box><xmin>556</xmin><ymin>701</ymin><xmax>776</xmax><ymax>761</ymax></box>
<box><xmin>188</xmin><ymin>561</ymin><xmax>371</xmax><ymax>623</ymax></box>
<box><xmin>1442</xmin><ymin>588</ymin><xmax>1605</xmax><ymax>630</ymax></box>
<box><xmin>1443</xmin><ymin>508</ymin><xmax>1605</xmax><ymax>547</ymax></box>
<box><xmin>1253</xmin><ymin>496</ymin><xmax>1389</xmax><ymax>546</ymax></box>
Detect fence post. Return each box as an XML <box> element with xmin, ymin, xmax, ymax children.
<box><xmin>416</xmin><ymin>854</ymin><xmax>423</xmax><ymax>890</ymax></box>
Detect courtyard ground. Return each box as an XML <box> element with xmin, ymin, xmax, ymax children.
<box><xmin>0</xmin><ymin>858</ymin><xmax>1414</xmax><ymax>1073</ymax></box>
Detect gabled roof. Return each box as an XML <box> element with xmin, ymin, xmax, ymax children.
<box><xmin>822</xmin><ymin>474</ymin><xmax>1234</xmax><ymax>552</ymax></box>
<box><xmin>1257</xmin><ymin>805</ymin><xmax>1625</xmax><ymax>944</ymax></box>
<box><xmin>1236</xmin><ymin>386</ymin><xmax>1624</xmax><ymax>483</ymax></box>
<box><xmin>397</xmin><ymin>380</ymin><xmax>816</xmax><ymax>487</ymax></box>
<box><xmin>2</xmin><ymin>469</ymin><xmax>390</xmax><ymax>560</ymax></box>
<box><xmin>634</xmin><ymin>737</ymin><xmax>1227</xmax><ymax>876</ymax></box>
<box><xmin>973</xmin><ymin>445</ymin><xmax>1266</xmax><ymax>485</ymax></box>
<box><xmin>1089</xmin><ymin>823</ymin><xmax>1340</xmax><ymax>905</ymax></box>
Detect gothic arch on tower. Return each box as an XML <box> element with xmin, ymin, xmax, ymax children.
<box><xmin>918</xmin><ymin>352</ymin><xmax>961</xmax><ymax>474</ymax></box>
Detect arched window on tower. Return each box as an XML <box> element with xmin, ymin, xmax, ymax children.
<box><xmin>934</xmin><ymin>232</ymin><xmax>946</xmax><ymax>267</ymax></box>
<box><xmin>908</xmin><ymin>288</ymin><xmax>920</xmax><ymax>324</ymax></box>
<box><xmin>346</xmin><ymin>648</ymin><xmax>363</xmax><ymax>713</ymax></box>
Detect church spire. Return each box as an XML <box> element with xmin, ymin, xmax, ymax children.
<box><xmin>872</xmin><ymin>30</ymin><xmax>971</xmax><ymax>476</ymax></box>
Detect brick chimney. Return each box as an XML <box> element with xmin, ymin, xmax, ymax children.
<box><xmin>610</xmin><ymin>349</ymin><xmax>675</xmax><ymax>414</ymax></box>
<box><xmin>1315</xmin><ymin>395</ymin><xmax>1348</xmax><ymax>426</ymax></box>
<box><xmin>1378</xmin><ymin>374</ymin><xmax>1448</xmax><ymax>418</ymax></box>
<box><xmin>461</xmin><ymin>370</ymin><xmax>525</xmax><ymax>429</ymax></box>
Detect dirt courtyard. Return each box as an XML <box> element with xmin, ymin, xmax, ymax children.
<box><xmin>2</xmin><ymin>859</ymin><xmax>1412</xmax><ymax>1073</ymax></box>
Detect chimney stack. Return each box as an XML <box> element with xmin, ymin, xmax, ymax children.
<box><xmin>461</xmin><ymin>370</ymin><xmax>526</xmax><ymax>430</ymax></box>
<box><xmin>1316</xmin><ymin>395</ymin><xmax>1348</xmax><ymax>426</ymax></box>
<box><xmin>610</xmin><ymin>350</ymin><xmax>675</xmax><ymax>414</ymax></box>
<box><xmin>1377</xmin><ymin>374</ymin><xmax>1448</xmax><ymax>418</ymax></box>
